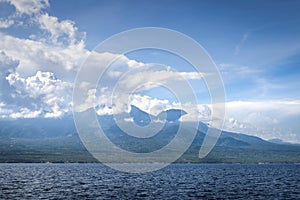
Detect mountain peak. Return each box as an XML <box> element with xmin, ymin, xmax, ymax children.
<box><xmin>157</xmin><ymin>109</ymin><xmax>187</xmax><ymax>122</ymax></box>
<box><xmin>129</xmin><ymin>105</ymin><xmax>187</xmax><ymax>126</ymax></box>
<box><xmin>129</xmin><ymin>105</ymin><xmax>153</xmax><ymax>126</ymax></box>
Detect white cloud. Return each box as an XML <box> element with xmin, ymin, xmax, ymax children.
<box><xmin>0</xmin><ymin>51</ymin><xmax>18</xmax><ymax>71</ymax></box>
<box><xmin>179</xmin><ymin>102</ymin><xmax>211</xmax><ymax>122</ymax></box>
<box><xmin>0</xmin><ymin>0</ymin><xmax>89</xmax><ymax>119</ymax></box>
<box><xmin>6</xmin><ymin>71</ymin><xmax>72</xmax><ymax>98</ymax></box>
<box><xmin>96</xmin><ymin>105</ymin><xmax>113</xmax><ymax>116</ymax></box>
<box><xmin>179</xmin><ymin>72</ymin><xmax>205</xmax><ymax>80</ymax></box>
<box><xmin>94</xmin><ymin>92</ymin><xmax>212</xmax><ymax>125</ymax></box>
<box><xmin>128</xmin><ymin>95</ymin><xmax>212</xmax><ymax>123</ymax></box>
<box><xmin>10</xmin><ymin>107</ymin><xmax>42</xmax><ymax>118</ymax></box>
<box><xmin>38</xmin><ymin>13</ymin><xmax>84</xmax><ymax>45</ymax></box>
<box><xmin>74</xmin><ymin>88</ymin><xmax>97</xmax><ymax>113</ymax></box>
<box><xmin>44</xmin><ymin>103</ymin><xmax>64</xmax><ymax>118</ymax></box>
<box><xmin>73</xmin><ymin>52</ymin><xmax>206</xmax><ymax>115</ymax></box>
<box><xmin>226</xmin><ymin>100</ymin><xmax>300</xmax><ymax>117</ymax></box>
<box><xmin>3</xmin><ymin>0</ymin><xmax>49</xmax><ymax>15</ymax></box>
<box><xmin>6</xmin><ymin>71</ymin><xmax>72</xmax><ymax>118</ymax></box>
<box><xmin>117</xmin><ymin>68</ymin><xmax>204</xmax><ymax>94</ymax></box>
<box><xmin>225</xmin><ymin>100</ymin><xmax>300</xmax><ymax>143</ymax></box>
<box><xmin>107</xmin><ymin>70</ymin><xmax>123</xmax><ymax>78</ymax></box>
<box><xmin>0</xmin><ymin>0</ymin><xmax>87</xmax><ymax>78</ymax></box>
<box><xmin>104</xmin><ymin>64</ymin><xmax>205</xmax><ymax>115</ymax></box>
<box><xmin>0</xmin><ymin>18</ymin><xmax>14</xmax><ymax>28</ymax></box>
<box><xmin>127</xmin><ymin>59</ymin><xmax>146</xmax><ymax>68</ymax></box>
<box><xmin>1</xmin><ymin>0</ymin><xmax>84</xmax><ymax>48</ymax></box>
<box><xmin>0</xmin><ymin>33</ymin><xmax>88</xmax><ymax>77</ymax></box>
<box><xmin>129</xmin><ymin>94</ymin><xmax>179</xmax><ymax>116</ymax></box>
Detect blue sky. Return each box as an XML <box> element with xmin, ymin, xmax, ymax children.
<box><xmin>46</xmin><ymin>0</ymin><xmax>300</xmax><ymax>100</ymax></box>
<box><xmin>0</xmin><ymin>0</ymin><xmax>300</xmax><ymax>143</ymax></box>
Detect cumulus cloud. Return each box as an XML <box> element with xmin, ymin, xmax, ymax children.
<box><xmin>10</xmin><ymin>107</ymin><xmax>42</xmax><ymax>119</ymax></box>
<box><xmin>128</xmin><ymin>95</ymin><xmax>212</xmax><ymax>122</ymax></box>
<box><xmin>129</xmin><ymin>94</ymin><xmax>180</xmax><ymax>116</ymax></box>
<box><xmin>0</xmin><ymin>0</ymin><xmax>87</xmax><ymax>77</ymax></box>
<box><xmin>1</xmin><ymin>0</ymin><xmax>208</xmax><ymax>121</ymax></box>
<box><xmin>115</xmin><ymin>69</ymin><xmax>203</xmax><ymax>115</ymax></box>
<box><xmin>38</xmin><ymin>13</ymin><xmax>85</xmax><ymax>46</ymax></box>
<box><xmin>93</xmin><ymin>91</ymin><xmax>212</xmax><ymax>125</ymax></box>
<box><xmin>0</xmin><ymin>0</ymin><xmax>90</xmax><ymax>119</ymax></box>
<box><xmin>127</xmin><ymin>59</ymin><xmax>146</xmax><ymax>68</ymax></box>
<box><xmin>3</xmin><ymin>0</ymin><xmax>49</xmax><ymax>15</ymax></box>
<box><xmin>1</xmin><ymin>0</ymin><xmax>84</xmax><ymax>47</ymax></box>
<box><xmin>180</xmin><ymin>103</ymin><xmax>211</xmax><ymax>122</ymax></box>
<box><xmin>73</xmin><ymin>51</ymin><xmax>206</xmax><ymax>115</ymax></box>
<box><xmin>74</xmin><ymin>88</ymin><xmax>97</xmax><ymax>113</ymax></box>
<box><xmin>5</xmin><ymin>71</ymin><xmax>72</xmax><ymax>118</ymax></box>
<box><xmin>0</xmin><ymin>32</ymin><xmax>87</xmax><ymax>78</ymax></box>
<box><xmin>225</xmin><ymin>100</ymin><xmax>300</xmax><ymax>143</ymax></box>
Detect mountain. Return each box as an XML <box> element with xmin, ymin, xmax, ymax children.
<box><xmin>269</xmin><ymin>138</ymin><xmax>287</xmax><ymax>144</ymax></box>
<box><xmin>157</xmin><ymin>109</ymin><xmax>187</xmax><ymax>122</ymax></box>
<box><xmin>130</xmin><ymin>105</ymin><xmax>153</xmax><ymax>126</ymax></box>
<box><xmin>0</xmin><ymin>107</ymin><xmax>300</xmax><ymax>163</ymax></box>
<box><xmin>129</xmin><ymin>105</ymin><xmax>187</xmax><ymax>125</ymax></box>
<box><xmin>268</xmin><ymin>138</ymin><xmax>300</xmax><ymax>145</ymax></box>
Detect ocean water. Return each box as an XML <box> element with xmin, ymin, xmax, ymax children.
<box><xmin>0</xmin><ymin>163</ymin><xmax>299</xmax><ymax>199</ymax></box>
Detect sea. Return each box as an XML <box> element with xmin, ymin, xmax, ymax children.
<box><xmin>0</xmin><ymin>163</ymin><xmax>299</xmax><ymax>199</ymax></box>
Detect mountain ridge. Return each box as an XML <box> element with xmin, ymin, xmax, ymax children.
<box><xmin>0</xmin><ymin>107</ymin><xmax>299</xmax><ymax>163</ymax></box>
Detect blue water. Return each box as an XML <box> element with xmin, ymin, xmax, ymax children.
<box><xmin>0</xmin><ymin>163</ymin><xmax>299</xmax><ymax>199</ymax></box>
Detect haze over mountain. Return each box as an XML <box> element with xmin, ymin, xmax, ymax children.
<box><xmin>0</xmin><ymin>106</ymin><xmax>299</xmax><ymax>163</ymax></box>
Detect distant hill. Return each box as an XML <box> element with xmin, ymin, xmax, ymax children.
<box><xmin>0</xmin><ymin>106</ymin><xmax>300</xmax><ymax>163</ymax></box>
<box><xmin>268</xmin><ymin>138</ymin><xmax>299</xmax><ymax>146</ymax></box>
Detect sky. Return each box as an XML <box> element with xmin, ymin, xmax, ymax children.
<box><xmin>0</xmin><ymin>0</ymin><xmax>300</xmax><ymax>143</ymax></box>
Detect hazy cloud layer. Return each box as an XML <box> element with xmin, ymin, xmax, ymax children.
<box><xmin>225</xmin><ymin>100</ymin><xmax>300</xmax><ymax>143</ymax></box>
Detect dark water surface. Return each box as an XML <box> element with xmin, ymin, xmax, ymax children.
<box><xmin>0</xmin><ymin>163</ymin><xmax>299</xmax><ymax>199</ymax></box>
